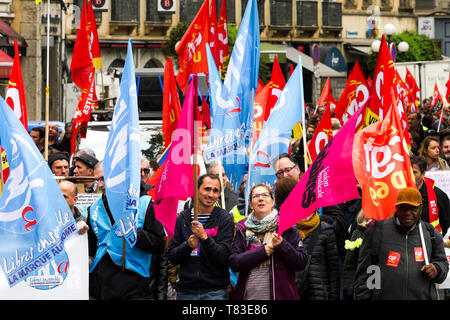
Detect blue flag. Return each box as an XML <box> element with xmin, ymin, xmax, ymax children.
<box><xmin>247</xmin><ymin>57</ymin><xmax>305</xmax><ymax>197</ymax></box>
<box><xmin>0</xmin><ymin>97</ymin><xmax>77</xmax><ymax>289</ymax></box>
<box><xmin>103</xmin><ymin>39</ymin><xmax>141</xmax><ymax>248</ymax></box>
<box><xmin>204</xmin><ymin>45</ymin><xmax>248</xmax><ymax>192</ymax></box>
<box><xmin>223</xmin><ymin>0</ymin><xmax>260</xmax><ymax>139</ymax></box>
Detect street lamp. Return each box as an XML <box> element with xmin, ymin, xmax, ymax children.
<box><xmin>371</xmin><ymin>24</ymin><xmax>408</xmax><ymax>59</ymax></box>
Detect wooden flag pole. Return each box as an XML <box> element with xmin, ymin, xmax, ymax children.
<box><xmin>44</xmin><ymin>0</ymin><xmax>51</xmax><ymax>161</ymax></box>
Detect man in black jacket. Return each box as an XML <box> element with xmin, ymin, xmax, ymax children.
<box><xmin>168</xmin><ymin>173</ymin><xmax>235</xmax><ymax>300</ymax></box>
<box><xmin>87</xmin><ymin>161</ymin><xmax>166</xmax><ymax>300</ymax></box>
<box><xmin>354</xmin><ymin>187</ymin><xmax>448</xmax><ymax>300</ymax></box>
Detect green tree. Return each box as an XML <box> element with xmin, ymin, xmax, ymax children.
<box><xmin>142</xmin><ymin>130</ymin><xmax>164</xmax><ymax>161</ymax></box>
<box><xmin>367</xmin><ymin>31</ymin><xmax>442</xmax><ymax>75</ymax></box>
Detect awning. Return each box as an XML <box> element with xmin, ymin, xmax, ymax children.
<box><xmin>280</xmin><ymin>44</ymin><xmax>344</xmax><ymax>77</ymax></box>
<box><xmin>344</xmin><ymin>44</ymin><xmax>371</xmax><ymax>56</ymax></box>
<box><xmin>260</xmin><ymin>42</ymin><xmax>287</xmax><ymax>64</ymax></box>
<box><xmin>0</xmin><ymin>19</ymin><xmax>27</xmax><ymax>47</ymax></box>
<box><xmin>0</xmin><ymin>49</ymin><xmax>13</xmax><ymax>79</ymax></box>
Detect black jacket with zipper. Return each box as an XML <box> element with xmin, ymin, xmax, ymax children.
<box><xmin>167</xmin><ymin>206</ymin><xmax>235</xmax><ymax>293</ymax></box>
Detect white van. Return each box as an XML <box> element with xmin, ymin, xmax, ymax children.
<box><xmin>78</xmin><ymin>120</ymin><xmax>163</xmax><ymax>161</ymax></box>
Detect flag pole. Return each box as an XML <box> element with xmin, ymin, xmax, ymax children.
<box><xmin>44</xmin><ymin>0</ymin><xmax>51</xmax><ymax>161</ymax></box>
<box><xmin>193</xmin><ymin>75</ymin><xmax>199</xmax><ymax>221</ymax></box>
<box><xmin>436</xmin><ymin>80</ymin><xmax>448</xmax><ymax>133</ymax></box>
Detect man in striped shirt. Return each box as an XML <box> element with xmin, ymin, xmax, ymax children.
<box><xmin>168</xmin><ymin>173</ymin><xmax>235</xmax><ymax>300</ymax></box>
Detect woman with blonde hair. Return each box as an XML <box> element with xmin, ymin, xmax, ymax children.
<box><xmin>419</xmin><ymin>135</ymin><xmax>450</xmax><ymax>171</ymax></box>
<box><xmin>228</xmin><ymin>183</ymin><xmax>307</xmax><ymax>300</ymax></box>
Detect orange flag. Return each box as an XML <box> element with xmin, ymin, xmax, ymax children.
<box><xmin>175</xmin><ymin>0</ymin><xmax>209</xmax><ymax>92</ymax></box>
<box><xmin>162</xmin><ymin>57</ymin><xmax>181</xmax><ymax>147</ymax></box>
<box><xmin>352</xmin><ymin>102</ymin><xmax>416</xmax><ymax>221</ymax></box>
<box><xmin>5</xmin><ymin>40</ymin><xmax>27</xmax><ymax>131</ymax></box>
<box><xmin>431</xmin><ymin>82</ymin><xmax>446</xmax><ymax>114</ymax></box>
<box><xmin>334</xmin><ymin>61</ymin><xmax>369</xmax><ymax>126</ymax></box>
<box><xmin>307</xmin><ymin>102</ymin><xmax>333</xmax><ymax>164</ymax></box>
<box><xmin>316</xmin><ymin>77</ymin><xmax>336</xmax><ymax>112</ymax></box>
<box><xmin>217</xmin><ymin>0</ymin><xmax>229</xmax><ymax>74</ymax></box>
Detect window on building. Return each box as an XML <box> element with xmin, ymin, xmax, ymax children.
<box><xmin>270</xmin><ymin>0</ymin><xmax>292</xmax><ymax>26</ymax></box>
<box><xmin>322</xmin><ymin>1</ymin><xmax>342</xmax><ymax>27</ymax></box>
<box><xmin>296</xmin><ymin>1</ymin><xmax>318</xmax><ymax>27</ymax></box>
<box><xmin>216</xmin><ymin>0</ymin><xmax>236</xmax><ymax>24</ymax></box>
<box><xmin>179</xmin><ymin>0</ymin><xmax>204</xmax><ymax>22</ymax></box>
<box><xmin>146</xmin><ymin>0</ymin><xmax>172</xmax><ymax>23</ymax></box>
<box><xmin>111</xmin><ymin>0</ymin><xmax>139</xmax><ymax>22</ymax></box>
<box><xmin>241</xmin><ymin>0</ymin><xmax>265</xmax><ymax>26</ymax></box>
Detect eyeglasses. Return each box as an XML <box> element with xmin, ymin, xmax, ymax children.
<box><xmin>275</xmin><ymin>165</ymin><xmax>297</xmax><ymax>178</ymax></box>
<box><xmin>252</xmin><ymin>192</ymin><xmax>272</xmax><ymax>200</ymax></box>
<box><xmin>141</xmin><ymin>168</ymin><xmax>150</xmax><ymax>174</ymax></box>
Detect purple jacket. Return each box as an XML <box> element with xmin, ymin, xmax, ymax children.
<box><xmin>228</xmin><ymin>219</ymin><xmax>308</xmax><ymax>300</ymax></box>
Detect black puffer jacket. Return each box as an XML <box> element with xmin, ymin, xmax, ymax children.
<box><xmin>296</xmin><ymin>221</ymin><xmax>340</xmax><ymax>300</ymax></box>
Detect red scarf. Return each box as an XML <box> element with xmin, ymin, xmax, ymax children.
<box><xmin>424</xmin><ymin>177</ymin><xmax>441</xmax><ymax>233</ymax></box>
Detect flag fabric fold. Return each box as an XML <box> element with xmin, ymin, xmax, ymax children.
<box><xmin>0</xmin><ymin>96</ymin><xmax>77</xmax><ymax>289</ymax></box>
<box><xmin>6</xmin><ymin>40</ymin><xmax>27</xmax><ymax>131</ymax></box>
<box><xmin>162</xmin><ymin>57</ymin><xmax>181</xmax><ymax>148</ymax></box>
<box><xmin>278</xmin><ymin>104</ymin><xmax>364</xmax><ymax>235</ymax></box>
<box><xmin>175</xmin><ymin>0</ymin><xmax>209</xmax><ymax>93</ymax></box>
<box><xmin>103</xmin><ymin>39</ymin><xmax>141</xmax><ymax>248</ymax></box>
<box><xmin>153</xmin><ymin>76</ymin><xmax>198</xmax><ymax>237</ymax></box>
<box><xmin>352</xmin><ymin>102</ymin><xmax>416</xmax><ymax>221</ymax></box>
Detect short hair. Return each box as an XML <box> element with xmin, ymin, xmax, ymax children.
<box><xmin>250</xmin><ymin>183</ymin><xmax>273</xmax><ymax>201</ymax></box>
<box><xmin>141</xmin><ymin>157</ymin><xmax>150</xmax><ymax>167</ymax></box>
<box><xmin>407</xmin><ymin>111</ymin><xmax>421</xmax><ymax>120</ymax></box>
<box><xmin>205</xmin><ymin>162</ymin><xmax>223</xmax><ymax>173</ymax></box>
<box><xmin>198</xmin><ymin>173</ymin><xmax>222</xmax><ymax>192</ymax></box>
<box><xmin>31</xmin><ymin>126</ymin><xmax>45</xmax><ymax>139</ymax></box>
<box><xmin>272</xmin><ymin>153</ymin><xmax>297</xmax><ymax>169</ymax></box>
<box><xmin>273</xmin><ymin>177</ymin><xmax>297</xmax><ymax>210</ymax></box>
<box><xmin>442</xmin><ymin>135</ymin><xmax>450</xmax><ymax>146</ymax></box>
<box><xmin>59</xmin><ymin>180</ymin><xmax>78</xmax><ymax>197</ymax></box>
<box><xmin>77</xmin><ymin>147</ymin><xmax>97</xmax><ymax>159</ymax></box>
<box><xmin>410</xmin><ymin>154</ymin><xmax>427</xmax><ymax>173</ymax></box>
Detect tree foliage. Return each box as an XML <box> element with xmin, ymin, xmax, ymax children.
<box><xmin>367</xmin><ymin>31</ymin><xmax>442</xmax><ymax>75</ymax></box>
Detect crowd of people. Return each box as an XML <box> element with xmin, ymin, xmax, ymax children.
<box><xmin>20</xmin><ymin>97</ymin><xmax>450</xmax><ymax>301</ymax></box>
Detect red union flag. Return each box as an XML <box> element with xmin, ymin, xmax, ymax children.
<box><xmin>352</xmin><ymin>102</ymin><xmax>416</xmax><ymax>221</ymax></box>
<box><xmin>307</xmin><ymin>103</ymin><xmax>333</xmax><ymax>164</ymax></box>
<box><xmin>334</xmin><ymin>61</ymin><xmax>369</xmax><ymax>126</ymax></box>
<box><xmin>175</xmin><ymin>0</ymin><xmax>209</xmax><ymax>92</ymax></box>
<box><xmin>162</xmin><ymin>57</ymin><xmax>181</xmax><ymax>147</ymax></box>
<box><xmin>216</xmin><ymin>0</ymin><xmax>229</xmax><ymax>74</ymax></box>
<box><xmin>5</xmin><ymin>40</ymin><xmax>27</xmax><ymax>131</ymax></box>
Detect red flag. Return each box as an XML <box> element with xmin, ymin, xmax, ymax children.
<box><xmin>446</xmin><ymin>72</ymin><xmax>450</xmax><ymax>104</ymax></box>
<box><xmin>217</xmin><ymin>0</ymin><xmax>229</xmax><ymax>74</ymax></box>
<box><xmin>162</xmin><ymin>57</ymin><xmax>181</xmax><ymax>147</ymax></box>
<box><xmin>316</xmin><ymin>77</ymin><xmax>336</xmax><ymax>111</ymax></box>
<box><xmin>252</xmin><ymin>82</ymin><xmax>271</xmax><ymax>147</ymax></box>
<box><xmin>209</xmin><ymin>0</ymin><xmax>219</xmax><ymax>68</ymax></box>
<box><xmin>334</xmin><ymin>61</ymin><xmax>369</xmax><ymax>126</ymax></box>
<box><xmin>256</xmin><ymin>77</ymin><xmax>264</xmax><ymax>94</ymax></box>
<box><xmin>86</xmin><ymin>0</ymin><xmax>102</xmax><ymax>70</ymax></box>
<box><xmin>1</xmin><ymin>146</ymin><xmax>9</xmax><ymax>191</ymax></box>
<box><xmin>307</xmin><ymin>103</ymin><xmax>333</xmax><ymax>164</ymax></box>
<box><xmin>265</xmin><ymin>55</ymin><xmax>286</xmax><ymax>121</ymax></box>
<box><xmin>175</xmin><ymin>0</ymin><xmax>209</xmax><ymax>93</ymax></box>
<box><xmin>201</xmin><ymin>95</ymin><xmax>211</xmax><ymax>129</ymax></box>
<box><xmin>431</xmin><ymin>82</ymin><xmax>445</xmax><ymax>114</ymax></box>
<box><xmin>363</xmin><ymin>35</ymin><xmax>397</xmax><ymax>128</ymax></box>
<box><xmin>289</xmin><ymin>64</ymin><xmax>294</xmax><ymax>79</ymax></box>
<box><xmin>353</xmin><ymin>102</ymin><xmax>416</xmax><ymax>221</ymax></box>
<box><xmin>5</xmin><ymin>40</ymin><xmax>27</xmax><ymax>131</ymax></box>
<box><xmin>405</xmin><ymin>67</ymin><xmax>420</xmax><ymax>109</ymax></box>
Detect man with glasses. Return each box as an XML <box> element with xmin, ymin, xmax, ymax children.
<box><xmin>273</xmin><ymin>153</ymin><xmax>303</xmax><ymax>182</ymax></box>
<box><xmin>141</xmin><ymin>157</ymin><xmax>154</xmax><ymax>196</ymax></box>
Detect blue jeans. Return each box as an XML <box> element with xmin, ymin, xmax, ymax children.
<box><xmin>177</xmin><ymin>289</ymin><xmax>228</xmax><ymax>300</ymax></box>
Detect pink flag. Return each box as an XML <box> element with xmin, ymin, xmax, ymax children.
<box><xmin>153</xmin><ymin>76</ymin><xmax>197</xmax><ymax>237</ymax></box>
<box><xmin>278</xmin><ymin>105</ymin><xmax>364</xmax><ymax>235</ymax></box>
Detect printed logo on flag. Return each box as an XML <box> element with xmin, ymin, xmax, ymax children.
<box><xmin>386</xmin><ymin>251</ymin><xmax>401</xmax><ymax>267</ymax></box>
<box><xmin>414</xmin><ymin>247</ymin><xmax>425</xmax><ymax>262</ymax></box>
